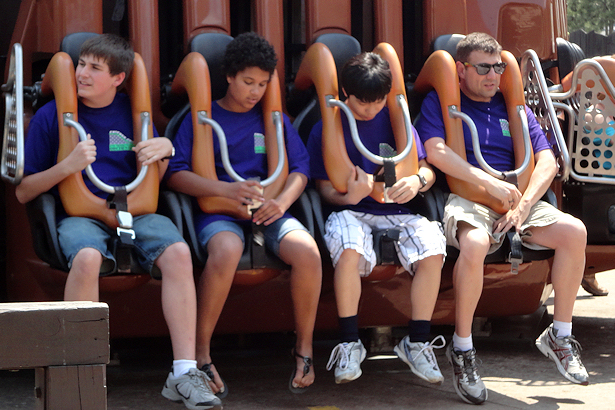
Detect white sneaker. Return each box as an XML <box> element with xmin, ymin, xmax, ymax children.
<box><xmin>326</xmin><ymin>340</ymin><xmax>367</xmax><ymax>384</ymax></box>
<box><xmin>161</xmin><ymin>368</ymin><xmax>222</xmax><ymax>410</ymax></box>
<box><xmin>446</xmin><ymin>344</ymin><xmax>488</xmax><ymax>405</ymax></box>
<box><xmin>394</xmin><ymin>335</ymin><xmax>445</xmax><ymax>384</ymax></box>
<box><xmin>536</xmin><ymin>324</ymin><xmax>589</xmax><ymax>385</ymax></box>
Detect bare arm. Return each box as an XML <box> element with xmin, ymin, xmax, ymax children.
<box><xmin>386</xmin><ymin>159</ymin><xmax>435</xmax><ymax>204</ymax></box>
<box><xmin>15</xmin><ymin>138</ymin><xmax>96</xmax><ymax>204</ymax></box>
<box><xmin>493</xmin><ymin>149</ymin><xmax>557</xmax><ymax>233</ymax></box>
<box><xmin>315</xmin><ymin>165</ymin><xmax>373</xmax><ymax>206</ymax></box>
<box><xmin>166</xmin><ymin>169</ymin><xmax>264</xmax><ymax>204</ymax></box>
<box><xmin>424</xmin><ymin>136</ymin><xmax>522</xmax><ymax>206</ymax></box>
<box><xmin>252</xmin><ymin>172</ymin><xmax>308</xmax><ymax>226</ymax></box>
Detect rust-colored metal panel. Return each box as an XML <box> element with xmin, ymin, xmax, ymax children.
<box><xmin>465</xmin><ymin>0</ymin><xmax>556</xmax><ymax>60</ymax></box>
<box><xmin>36</xmin><ymin>0</ymin><xmax>103</xmax><ymax>54</ymax></box>
<box><xmin>254</xmin><ymin>0</ymin><xmax>286</xmax><ymax>96</ymax></box>
<box><xmin>422</xmin><ymin>0</ymin><xmax>467</xmax><ymax>56</ymax></box>
<box><xmin>128</xmin><ymin>0</ymin><xmax>165</xmax><ymax>132</ymax></box>
<box><xmin>305</xmin><ymin>0</ymin><xmax>351</xmax><ymax>44</ymax></box>
<box><xmin>183</xmin><ymin>0</ymin><xmax>231</xmax><ymax>43</ymax></box>
<box><xmin>374</xmin><ymin>0</ymin><xmax>404</xmax><ymax>70</ymax></box>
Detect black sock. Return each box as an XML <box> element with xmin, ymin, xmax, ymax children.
<box><xmin>408</xmin><ymin>320</ymin><xmax>431</xmax><ymax>343</ymax></box>
<box><xmin>338</xmin><ymin>315</ymin><xmax>359</xmax><ymax>343</ymax></box>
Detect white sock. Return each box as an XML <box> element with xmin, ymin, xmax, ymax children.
<box><xmin>173</xmin><ymin>359</ymin><xmax>197</xmax><ymax>377</ymax></box>
<box><xmin>453</xmin><ymin>333</ymin><xmax>473</xmax><ymax>352</ymax></box>
<box><xmin>552</xmin><ymin>320</ymin><xmax>572</xmax><ymax>338</ymax></box>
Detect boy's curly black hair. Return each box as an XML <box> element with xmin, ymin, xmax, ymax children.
<box><xmin>222</xmin><ymin>32</ymin><xmax>277</xmax><ymax>78</ymax></box>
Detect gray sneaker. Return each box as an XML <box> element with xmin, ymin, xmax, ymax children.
<box><xmin>446</xmin><ymin>344</ymin><xmax>487</xmax><ymax>405</ymax></box>
<box><xmin>326</xmin><ymin>340</ymin><xmax>367</xmax><ymax>384</ymax></box>
<box><xmin>394</xmin><ymin>335</ymin><xmax>445</xmax><ymax>384</ymax></box>
<box><xmin>535</xmin><ymin>324</ymin><xmax>589</xmax><ymax>385</ymax></box>
<box><xmin>162</xmin><ymin>368</ymin><xmax>222</xmax><ymax>410</ymax></box>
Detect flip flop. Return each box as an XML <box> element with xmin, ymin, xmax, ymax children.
<box><xmin>289</xmin><ymin>349</ymin><xmax>313</xmax><ymax>394</ymax></box>
<box><xmin>200</xmin><ymin>363</ymin><xmax>228</xmax><ymax>399</ymax></box>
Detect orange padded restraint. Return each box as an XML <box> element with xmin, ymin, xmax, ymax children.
<box><xmin>171</xmin><ymin>52</ymin><xmax>289</xmax><ymax>220</ymax></box>
<box><xmin>42</xmin><ymin>52</ymin><xmax>159</xmax><ymax>228</ymax></box>
<box><xmin>414</xmin><ymin>50</ymin><xmax>533</xmax><ymax>214</ymax></box>
<box><xmin>294</xmin><ymin>42</ymin><xmax>417</xmax><ymax>202</ymax></box>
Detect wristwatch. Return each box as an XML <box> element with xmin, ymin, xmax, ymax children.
<box><xmin>416</xmin><ymin>173</ymin><xmax>427</xmax><ymax>190</ymax></box>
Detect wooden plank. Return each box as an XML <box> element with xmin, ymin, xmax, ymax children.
<box><xmin>36</xmin><ymin>365</ymin><xmax>107</xmax><ymax>410</ymax></box>
<box><xmin>0</xmin><ymin>302</ymin><xmax>109</xmax><ymax>369</ymax></box>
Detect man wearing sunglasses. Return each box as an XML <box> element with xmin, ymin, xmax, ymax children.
<box><xmin>416</xmin><ymin>32</ymin><xmax>589</xmax><ymax>405</ymax></box>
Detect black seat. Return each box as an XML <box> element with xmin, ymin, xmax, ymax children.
<box><xmin>290</xmin><ymin>34</ymin><xmax>361</xmax><ymax>142</ymax></box>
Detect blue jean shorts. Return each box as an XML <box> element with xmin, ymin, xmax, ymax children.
<box><xmin>57</xmin><ymin>214</ymin><xmax>186</xmax><ymax>275</ymax></box>
<box><xmin>198</xmin><ymin>217</ymin><xmax>308</xmax><ymax>257</ymax></box>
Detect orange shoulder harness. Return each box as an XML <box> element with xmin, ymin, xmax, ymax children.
<box><xmin>294</xmin><ymin>42</ymin><xmax>417</xmax><ymax>202</ymax></box>
<box><xmin>414</xmin><ymin>50</ymin><xmax>534</xmax><ymax>214</ymax></box>
<box><xmin>42</xmin><ymin>52</ymin><xmax>159</xmax><ymax>228</ymax></box>
<box><xmin>172</xmin><ymin>52</ymin><xmax>289</xmax><ymax>220</ymax></box>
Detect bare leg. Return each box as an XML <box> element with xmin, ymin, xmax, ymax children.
<box><xmin>278</xmin><ymin>230</ymin><xmax>322</xmax><ymax>389</ymax></box>
<box><xmin>333</xmin><ymin>249</ymin><xmax>362</xmax><ymax>318</ymax></box>
<box><xmin>195</xmin><ymin>231</ymin><xmax>243</xmax><ymax>394</ymax></box>
<box><xmin>64</xmin><ymin>247</ymin><xmax>102</xmax><ymax>301</ymax></box>
<box><xmin>411</xmin><ymin>254</ymin><xmax>444</xmax><ymax>321</ymax></box>
<box><xmin>157</xmin><ymin>242</ymin><xmax>197</xmax><ymax>361</ymax></box>
<box><xmin>524</xmin><ymin>215</ymin><xmax>586</xmax><ymax>322</ymax></box>
<box><xmin>454</xmin><ymin>223</ymin><xmax>491</xmax><ymax>338</ymax></box>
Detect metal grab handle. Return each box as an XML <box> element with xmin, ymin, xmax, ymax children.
<box><xmin>63</xmin><ymin>112</ymin><xmax>150</xmax><ymax>194</ymax></box>
<box><xmin>449</xmin><ymin>105</ymin><xmax>532</xmax><ymax>181</ymax></box>
<box><xmin>1</xmin><ymin>43</ymin><xmax>25</xmax><ymax>185</ymax></box>
<box><xmin>197</xmin><ymin>110</ymin><xmax>285</xmax><ymax>186</ymax></box>
<box><xmin>520</xmin><ymin>49</ymin><xmax>570</xmax><ymax>181</ymax></box>
<box><xmin>550</xmin><ymin>59</ymin><xmax>615</xmax><ymax>102</ymax></box>
<box><xmin>326</xmin><ymin>94</ymin><xmax>413</xmax><ymax>165</ymax></box>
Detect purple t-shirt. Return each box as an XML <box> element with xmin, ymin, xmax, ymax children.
<box><xmin>415</xmin><ymin>91</ymin><xmax>551</xmax><ymax>171</ymax></box>
<box><xmin>24</xmin><ymin>93</ymin><xmax>159</xmax><ymax>218</ymax></box>
<box><xmin>307</xmin><ymin>106</ymin><xmax>426</xmax><ymax>215</ymax></box>
<box><xmin>166</xmin><ymin>101</ymin><xmax>310</xmax><ymax>232</ymax></box>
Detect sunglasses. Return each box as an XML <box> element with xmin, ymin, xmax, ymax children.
<box><xmin>463</xmin><ymin>61</ymin><xmax>507</xmax><ymax>75</ymax></box>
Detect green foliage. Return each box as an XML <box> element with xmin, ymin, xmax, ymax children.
<box><xmin>568</xmin><ymin>0</ymin><xmax>615</xmax><ymax>35</ymax></box>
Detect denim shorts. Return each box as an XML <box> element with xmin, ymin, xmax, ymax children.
<box><xmin>57</xmin><ymin>214</ymin><xmax>186</xmax><ymax>275</ymax></box>
<box><xmin>198</xmin><ymin>217</ymin><xmax>308</xmax><ymax>257</ymax></box>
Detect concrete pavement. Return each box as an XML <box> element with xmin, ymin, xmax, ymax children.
<box><xmin>1</xmin><ymin>270</ymin><xmax>614</xmax><ymax>409</ymax></box>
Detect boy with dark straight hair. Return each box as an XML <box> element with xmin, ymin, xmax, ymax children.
<box><xmin>307</xmin><ymin>51</ymin><xmax>447</xmax><ymax>386</ymax></box>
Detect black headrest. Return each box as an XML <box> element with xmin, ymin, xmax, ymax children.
<box><xmin>189</xmin><ymin>33</ymin><xmax>234</xmax><ymax>101</ymax></box>
<box><xmin>556</xmin><ymin>37</ymin><xmax>585</xmax><ymax>79</ymax></box>
<box><xmin>60</xmin><ymin>32</ymin><xmax>100</xmax><ymax>67</ymax></box>
<box><xmin>432</xmin><ymin>34</ymin><xmax>466</xmax><ymax>58</ymax></box>
<box><xmin>314</xmin><ymin>33</ymin><xmax>361</xmax><ymax>77</ymax></box>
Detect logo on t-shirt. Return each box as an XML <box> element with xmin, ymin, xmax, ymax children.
<box><xmin>499</xmin><ymin>119</ymin><xmax>511</xmax><ymax>137</ymax></box>
<box><xmin>379</xmin><ymin>143</ymin><xmax>397</xmax><ymax>158</ymax></box>
<box><xmin>109</xmin><ymin>131</ymin><xmax>134</xmax><ymax>151</ymax></box>
<box><xmin>254</xmin><ymin>133</ymin><xmax>266</xmax><ymax>154</ymax></box>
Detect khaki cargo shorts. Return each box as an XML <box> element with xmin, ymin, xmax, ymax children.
<box><xmin>443</xmin><ymin>194</ymin><xmax>563</xmax><ymax>254</ymax></box>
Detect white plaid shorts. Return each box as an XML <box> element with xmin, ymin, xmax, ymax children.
<box><xmin>323</xmin><ymin>210</ymin><xmax>447</xmax><ymax>277</ymax></box>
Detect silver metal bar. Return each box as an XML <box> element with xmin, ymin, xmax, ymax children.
<box><xmin>1</xmin><ymin>43</ymin><xmax>24</xmax><ymax>185</ymax></box>
<box><xmin>325</xmin><ymin>95</ymin><xmax>413</xmax><ymax>165</ymax></box>
<box><xmin>63</xmin><ymin>112</ymin><xmax>149</xmax><ymax>194</ymax></box>
<box><xmin>520</xmin><ymin>49</ymin><xmax>570</xmax><ymax>181</ymax></box>
<box><xmin>448</xmin><ymin>105</ymin><xmax>531</xmax><ymax>180</ymax></box>
<box><xmin>197</xmin><ymin>110</ymin><xmax>285</xmax><ymax>186</ymax></box>
<box><xmin>550</xmin><ymin>59</ymin><xmax>615</xmax><ymax>102</ymax></box>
